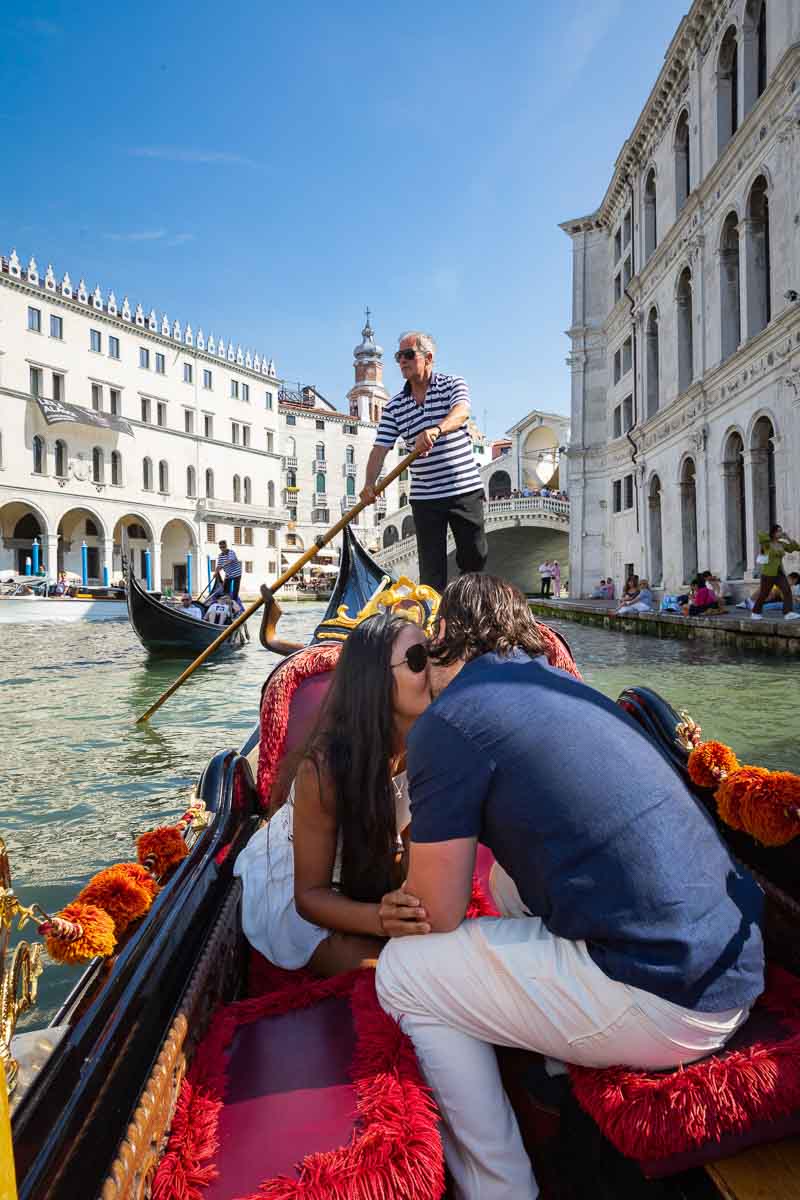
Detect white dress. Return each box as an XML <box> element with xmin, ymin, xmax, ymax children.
<box><xmin>234</xmin><ymin>772</ymin><xmax>411</xmax><ymax>970</ymax></box>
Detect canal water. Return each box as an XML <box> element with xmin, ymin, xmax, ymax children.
<box><xmin>1</xmin><ymin>608</ymin><xmax>797</xmax><ymax>1028</ymax></box>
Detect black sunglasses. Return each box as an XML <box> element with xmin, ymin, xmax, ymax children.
<box><xmin>394</xmin><ymin>348</ymin><xmax>419</xmax><ymax>363</ymax></box>
<box><xmin>391</xmin><ymin>642</ymin><xmax>429</xmax><ymax>673</ymax></box>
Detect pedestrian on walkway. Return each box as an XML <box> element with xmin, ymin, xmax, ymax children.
<box><xmin>360</xmin><ymin>332</ymin><xmax>487</xmax><ymax>594</ymax></box>
<box><xmin>538</xmin><ymin>560</ymin><xmax>552</xmax><ymax>598</ymax></box>
<box><xmin>752</xmin><ymin>525</ymin><xmax>800</xmax><ymax>620</ymax></box>
<box><xmin>551</xmin><ymin>560</ymin><xmax>561</xmax><ymax>598</ymax></box>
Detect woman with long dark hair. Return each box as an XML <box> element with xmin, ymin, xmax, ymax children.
<box><xmin>235</xmin><ymin>612</ymin><xmax>432</xmax><ymax>976</ymax></box>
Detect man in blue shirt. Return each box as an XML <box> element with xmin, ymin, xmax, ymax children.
<box><xmin>376</xmin><ymin>574</ymin><xmax>763</xmax><ymax>1200</ymax></box>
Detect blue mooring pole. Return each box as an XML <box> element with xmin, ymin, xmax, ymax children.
<box><xmin>81</xmin><ymin>541</ymin><xmax>88</xmax><ymax>586</ymax></box>
<box><xmin>207</xmin><ymin>556</ymin><xmax>212</xmax><ymax>587</ymax></box>
<box><xmin>144</xmin><ymin>548</ymin><xmax>152</xmax><ymax>591</ymax></box>
<box><xmin>103</xmin><ymin>564</ymin><xmax>109</xmax><ymax>586</ymax></box>
<box><xmin>32</xmin><ymin>538</ymin><xmax>40</xmax><ymax>575</ymax></box>
<box><xmin>187</xmin><ymin>552</ymin><xmax>193</xmax><ymax>597</ymax></box>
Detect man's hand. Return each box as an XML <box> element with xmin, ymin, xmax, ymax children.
<box><xmin>414</xmin><ymin>427</ymin><xmax>440</xmax><ymax>457</ymax></box>
<box><xmin>378</xmin><ymin>886</ymin><xmax>431</xmax><ymax>937</ymax></box>
<box><xmin>360</xmin><ymin>481</ymin><xmax>377</xmax><ymax>504</ymax></box>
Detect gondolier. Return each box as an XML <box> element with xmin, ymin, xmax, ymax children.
<box><xmin>360</xmin><ymin>331</ymin><xmax>487</xmax><ymax>594</ymax></box>
<box><xmin>215</xmin><ymin>540</ymin><xmax>242</xmax><ymax>604</ymax></box>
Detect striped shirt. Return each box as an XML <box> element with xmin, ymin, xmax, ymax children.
<box><xmin>216</xmin><ymin>548</ymin><xmax>242</xmax><ymax>579</ymax></box>
<box><xmin>375</xmin><ymin>373</ymin><xmax>482</xmax><ymax>501</ymax></box>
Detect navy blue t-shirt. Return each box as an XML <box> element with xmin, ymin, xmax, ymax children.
<box><xmin>408</xmin><ymin>652</ymin><xmax>763</xmax><ymax>1013</ymax></box>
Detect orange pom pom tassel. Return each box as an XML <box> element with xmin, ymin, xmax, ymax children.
<box><xmin>687</xmin><ymin>741</ymin><xmax>740</xmax><ymax>789</ymax></box>
<box><xmin>114</xmin><ymin>861</ymin><xmax>160</xmax><ymax>901</ymax></box>
<box><xmin>43</xmin><ymin>901</ymin><xmax>117</xmax><ymax>964</ymax></box>
<box><xmin>136</xmin><ymin>827</ymin><xmax>189</xmax><ymax>877</ymax></box>
<box><xmin>77</xmin><ymin>863</ymin><xmax>156</xmax><ymax>936</ymax></box>
<box><xmin>739</xmin><ymin>771</ymin><xmax>800</xmax><ymax>847</ymax></box>
<box><xmin>716</xmin><ymin>766</ymin><xmax>770</xmax><ymax>832</ymax></box>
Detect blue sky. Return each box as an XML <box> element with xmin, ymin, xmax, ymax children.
<box><xmin>2</xmin><ymin>1</ymin><xmax>688</xmax><ymax>440</ymax></box>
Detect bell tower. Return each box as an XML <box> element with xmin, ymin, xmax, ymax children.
<box><xmin>346</xmin><ymin>308</ymin><xmax>390</xmax><ymax>423</ymax></box>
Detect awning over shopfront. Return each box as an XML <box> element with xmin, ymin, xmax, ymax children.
<box><xmin>36</xmin><ymin>395</ymin><xmax>133</xmax><ymax>436</ymax></box>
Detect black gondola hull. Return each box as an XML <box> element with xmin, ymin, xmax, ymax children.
<box><xmin>126</xmin><ymin>569</ymin><xmax>246</xmax><ymax>655</ymax></box>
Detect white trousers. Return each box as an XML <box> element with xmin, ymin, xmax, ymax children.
<box><xmin>376</xmin><ymin>865</ymin><xmax>749</xmax><ymax>1200</ymax></box>
<box><xmin>617</xmin><ymin>600</ymin><xmax>653</xmax><ymax>614</ymax></box>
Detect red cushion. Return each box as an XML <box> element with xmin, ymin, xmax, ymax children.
<box><xmin>569</xmin><ymin>965</ymin><xmax>800</xmax><ymax>1177</ymax></box>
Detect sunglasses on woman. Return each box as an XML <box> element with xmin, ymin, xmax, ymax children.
<box><xmin>391</xmin><ymin>642</ymin><xmax>429</xmax><ymax>673</ymax></box>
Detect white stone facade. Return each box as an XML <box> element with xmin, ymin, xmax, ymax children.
<box><xmin>0</xmin><ymin>251</ymin><xmax>283</xmax><ymax>594</ymax></box>
<box><xmin>562</xmin><ymin>0</ymin><xmax>800</xmax><ymax>598</ymax></box>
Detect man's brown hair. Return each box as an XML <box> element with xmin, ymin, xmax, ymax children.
<box><xmin>430</xmin><ymin>573</ymin><xmax>544</xmax><ymax>665</ymax></box>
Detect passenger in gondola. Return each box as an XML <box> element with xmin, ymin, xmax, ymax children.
<box><xmin>204</xmin><ymin>593</ymin><xmax>234</xmax><ymax>626</ymax></box>
<box><xmin>234</xmin><ymin>613</ymin><xmax>432</xmax><ymax>976</ymax></box>
<box><xmin>180</xmin><ymin>595</ymin><xmax>205</xmax><ymax>620</ymax></box>
<box><xmin>375</xmin><ymin>573</ymin><xmax>764</xmax><ymax>1200</ymax></box>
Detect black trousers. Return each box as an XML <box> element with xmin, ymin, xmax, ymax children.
<box><xmin>540</xmin><ymin>576</ymin><xmax>552</xmax><ymax>597</ymax></box>
<box><xmin>410</xmin><ymin>489</ymin><xmax>488</xmax><ymax>595</ymax></box>
<box><xmin>226</xmin><ymin>576</ymin><xmax>241</xmax><ymax>600</ymax></box>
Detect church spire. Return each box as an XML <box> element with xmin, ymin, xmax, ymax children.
<box><xmin>347</xmin><ymin>309</ymin><xmax>389</xmax><ymax>423</ymax></box>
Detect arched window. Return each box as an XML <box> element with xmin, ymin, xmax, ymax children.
<box><xmin>315</xmin><ymin>472</ymin><xmax>326</xmax><ymax>495</ymax></box>
<box><xmin>158</xmin><ymin>460</ymin><xmax>169</xmax><ymax>492</ymax></box>
<box><xmin>750</xmin><ymin>415</ymin><xmax>776</xmax><ymax>537</ymax></box>
<box><xmin>648</xmin><ymin>475</ymin><xmax>663</xmax><ymax>586</ymax></box>
<box><xmin>92</xmin><ymin>446</ymin><xmax>104</xmax><ymax>483</ymax></box>
<box><xmin>674</xmin><ymin>110</ymin><xmax>690</xmax><ymax>214</ymax></box>
<box><xmin>345</xmin><ymin>445</ymin><xmax>355</xmax><ymax>465</ymax></box>
<box><xmin>244</xmin><ymin>476</ymin><xmax>252</xmax><ymax>504</ymax></box>
<box><xmin>143</xmin><ymin>457</ymin><xmax>153</xmax><ymax>490</ymax></box>
<box><xmin>32</xmin><ymin>435</ymin><xmax>44</xmax><ymax>474</ymax></box>
<box><xmin>643</xmin><ymin>168</ymin><xmax>657</xmax><ymax>262</ymax></box>
<box><xmin>315</xmin><ymin>441</ymin><xmax>325</xmax><ymax>462</ymax></box>
<box><xmin>233</xmin><ymin>474</ymin><xmax>241</xmax><ymax>502</ymax></box>
<box><xmin>205</xmin><ymin>468</ymin><xmax>214</xmax><ymax>497</ymax></box>
<box><xmin>645</xmin><ymin>308</ymin><xmax>660</xmax><ymax>419</ymax></box>
<box><xmin>111</xmin><ymin>450</ymin><xmax>121</xmax><ymax>486</ymax></box>
<box><xmin>187</xmin><ymin>465</ymin><xmax>196</xmax><ymax>497</ymax></box>
<box><xmin>677</xmin><ymin>267</ymin><xmax>694</xmax><ymax>394</ymax></box>
<box><xmin>286</xmin><ymin>468</ymin><xmax>297</xmax><ymax>488</ymax></box>
<box><xmin>346</xmin><ymin>474</ymin><xmax>355</xmax><ymax>497</ymax></box>
<box><xmin>382</xmin><ymin>524</ymin><xmax>399</xmax><ymax>548</ymax></box>
<box><xmin>680</xmin><ymin>458</ymin><xmax>698</xmax><ymax>583</ymax></box>
<box><xmin>717</xmin><ymin>27</ymin><xmax>739</xmax><ymax>155</ymax></box>
<box><xmin>268</xmin><ymin>480</ymin><xmax>275</xmax><ymax>507</ymax></box>
<box><xmin>745</xmin><ymin>176</ymin><xmax>771</xmax><ymax>337</ymax></box>
<box><xmin>399</xmin><ymin>491</ymin><xmax>407</xmax><ymax>507</ymax></box>
<box><xmin>720</xmin><ymin>212</ymin><xmax>741</xmax><ymax>361</ymax></box>
<box><xmin>401</xmin><ymin>514</ymin><xmax>416</xmax><ymax>539</ymax></box>
<box><xmin>744</xmin><ymin>1</ymin><xmax>768</xmax><ymax>114</ymax></box>
<box><xmin>285</xmin><ymin>436</ymin><xmax>296</xmax><ymax>457</ymax></box>
<box><xmin>723</xmin><ymin>432</ymin><xmax>747</xmax><ymax>578</ymax></box>
<box><xmin>489</xmin><ymin>470</ymin><xmax>512</xmax><ymax>499</ymax></box>
<box><xmin>55</xmin><ymin>439</ymin><xmax>67</xmax><ymax>477</ymax></box>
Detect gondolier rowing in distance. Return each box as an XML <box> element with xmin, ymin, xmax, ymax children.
<box><xmin>360</xmin><ymin>331</ymin><xmax>487</xmax><ymax>594</ymax></box>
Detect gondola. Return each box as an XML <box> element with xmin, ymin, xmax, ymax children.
<box><xmin>126</xmin><ymin>566</ymin><xmax>248</xmax><ymax>655</ymax></box>
<box><xmin>5</xmin><ymin>532</ymin><xmax>800</xmax><ymax>1200</ymax></box>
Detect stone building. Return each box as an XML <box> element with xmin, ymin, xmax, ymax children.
<box><xmin>0</xmin><ymin>249</ymin><xmax>284</xmax><ymax>593</ymax></box>
<box><xmin>484</xmin><ymin>410</ymin><xmax>570</xmax><ymax>499</ymax></box>
<box><xmin>278</xmin><ymin>319</ymin><xmax>404</xmax><ymax>575</ymax></box>
<box><xmin>561</xmin><ymin>0</ymin><xmax>800</xmax><ymax>599</ymax></box>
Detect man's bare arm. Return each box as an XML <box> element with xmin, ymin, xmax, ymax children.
<box><xmin>360</xmin><ymin>445</ymin><xmax>390</xmax><ymax>503</ymax></box>
<box><xmin>404</xmin><ymin>837</ymin><xmax>477</xmax><ymax>933</ymax></box>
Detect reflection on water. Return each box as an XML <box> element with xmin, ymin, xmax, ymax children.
<box><xmin>0</xmin><ymin>606</ymin><xmax>796</xmax><ymax>1024</ymax></box>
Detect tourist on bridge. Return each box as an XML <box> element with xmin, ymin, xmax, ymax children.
<box><xmin>375</xmin><ymin>573</ymin><xmax>764</xmax><ymax>1200</ymax></box>
<box><xmin>215</xmin><ymin>539</ymin><xmax>242</xmax><ymax>608</ymax></box>
<box><xmin>751</xmin><ymin>524</ymin><xmax>800</xmax><ymax>621</ymax></box>
<box><xmin>360</xmin><ymin>331</ymin><xmax>487</xmax><ymax>594</ymax></box>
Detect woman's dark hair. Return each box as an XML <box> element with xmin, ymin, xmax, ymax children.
<box><xmin>430</xmin><ymin>573</ymin><xmax>544</xmax><ymax>666</ymax></box>
<box><xmin>305</xmin><ymin>613</ymin><xmax>411</xmax><ymax>903</ymax></box>
<box><xmin>770</xmin><ymin>524</ymin><xmax>782</xmax><ymax>537</ymax></box>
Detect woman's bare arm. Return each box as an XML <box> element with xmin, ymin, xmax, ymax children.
<box><xmin>293</xmin><ymin>758</ymin><xmax>384</xmax><ymax>937</ymax></box>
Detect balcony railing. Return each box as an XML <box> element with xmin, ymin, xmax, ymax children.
<box><xmin>313</xmin><ymin>492</ymin><xmax>327</xmax><ymax>506</ymax></box>
<box><xmin>196</xmin><ymin>498</ymin><xmax>289</xmax><ymax>524</ymax></box>
<box><xmin>343</xmin><ymin>462</ymin><xmax>357</xmax><ymax>477</ymax></box>
<box><xmin>283</xmin><ymin>455</ymin><xmax>298</xmax><ymax>470</ymax></box>
<box><xmin>313</xmin><ymin>459</ymin><xmax>327</xmax><ymax>474</ymax></box>
<box><xmin>340</xmin><ymin>495</ymin><xmax>358</xmax><ymax>514</ymax></box>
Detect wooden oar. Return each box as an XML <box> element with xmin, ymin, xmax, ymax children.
<box><xmin>135</xmin><ymin>447</ymin><xmax>421</xmax><ymax>724</ymax></box>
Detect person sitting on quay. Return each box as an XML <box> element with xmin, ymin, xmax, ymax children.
<box><xmin>789</xmin><ymin>571</ymin><xmax>800</xmax><ymax>611</ymax></box>
<box><xmin>751</xmin><ymin>524</ymin><xmax>800</xmax><ymax>621</ymax></box>
<box><xmin>684</xmin><ymin>576</ymin><xmax>720</xmax><ymax>618</ymax></box>
<box><xmin>701</xmin><ymin>570</ymin><xmax>727</xmax><ymax>612</ymax></box>
<box><xmin>616</xmin><ymin>578</ymin><xmax>654</xmax><ymax>615</ymax></box>
<box><xmin>589</xmin><ymin>578</ymin><xmax>608</xmax><ymax>599</ymax></box>
<box><xmin>375</xmin><ymin>573</ymin><xmax>764</xmax><ymax>1200</ymax></box>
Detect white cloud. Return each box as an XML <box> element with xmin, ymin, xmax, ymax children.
<box><xmin>104</xmin><ymin>230</ymin><xmax>167</xmax><ymax>242</ymax></box>
<box><xmin>130</xmin><ymin>146</ymin><xmax>262</xmax><ymax>169</ymax></box>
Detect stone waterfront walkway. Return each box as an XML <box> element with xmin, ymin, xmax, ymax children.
<box><xmin>529</xmin><ymin>597</ymin><xmax>800</xmax><ymax>657</ymax></box>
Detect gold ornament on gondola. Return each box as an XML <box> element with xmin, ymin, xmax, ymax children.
<box><xmin>0</xmin><ymin>838</ymin><xmax>45</xmax><ymax>1095</ymax></box>
<box><xmin>315</xmin><ymin>576</ymin><xmax>440</xmax><ymax>642</ymax></box>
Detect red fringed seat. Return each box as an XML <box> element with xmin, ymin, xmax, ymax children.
<box><xmin>569</xmin><ymin>965</ymin><xmax>800</xmax><ymax>1178</ymax></box>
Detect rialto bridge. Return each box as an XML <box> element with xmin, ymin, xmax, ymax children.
<box><xmin>374</xmin><ymin>495</ymin><xmax>570</xmax><ymax>594</ymax></box>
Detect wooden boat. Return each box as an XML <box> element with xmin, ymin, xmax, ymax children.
<box><xmin>125</xmin><ymin>568</ymin><xmax>248</xmax><ymax>655</ymax></box>
<box><xmin>5</xmin><ymin>535</ymin><xmax>800</xmax><ymax>1200</ymax></box>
